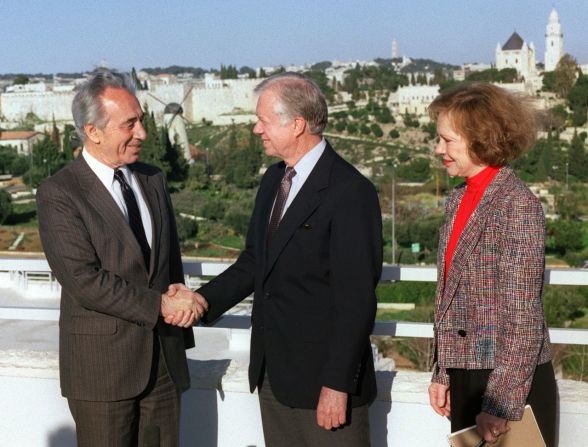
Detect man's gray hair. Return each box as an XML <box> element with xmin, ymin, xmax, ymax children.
<box><xmin>72</xmin><ymin>69</ymin><xmax>137</xmax><ymax>141</ymax></box>
<box><xmin>254</xmin><ymin>72</ymin><xmax>328</xmax><ymax>135</ymax></box>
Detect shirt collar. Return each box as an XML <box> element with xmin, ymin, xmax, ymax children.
<box><xmin>82</xmin><ymin>148</ymin><xmax>132</xmax><ymax>187</ymax></box>
<box><xmin>291</xmin><ymin>138</ymin><xmax>326</xmax><ymax>182</ymax></box>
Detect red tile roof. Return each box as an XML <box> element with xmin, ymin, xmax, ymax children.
<box><xmin>0</xmin><ymin>131</ymin><xmax>42</xmax><ymax>141</ymax></box>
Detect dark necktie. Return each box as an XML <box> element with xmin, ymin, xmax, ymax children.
<box><xmin>267</xmin><ymin>167</ymin><xmax>296</xmax><ymax>241</ymax></box>
<box><xmin>114</xmin><ymin>169</ymin><xmax>151</xmax><ymax>269</ymax></box>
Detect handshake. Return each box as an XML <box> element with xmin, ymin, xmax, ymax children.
<box><xmin>160</xmin><ymin>283</ymin><xmax>208</xmax><ymax>328</ymax></box>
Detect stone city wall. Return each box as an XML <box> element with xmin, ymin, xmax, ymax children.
<box><xmin>1</xmin><ymin>78</ymin><xmax>259</xmax><ymax>125</ymax></box>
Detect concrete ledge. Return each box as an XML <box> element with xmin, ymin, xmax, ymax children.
<box><xmin>1</xmin><ymin>319</ymin><xmax>587</xmax><ymax>446</ymax></box>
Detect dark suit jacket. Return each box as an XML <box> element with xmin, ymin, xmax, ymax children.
<box><xmin>37</xmin><ymin>155</ymin><xmax>194</xmax><ymax>402</ymax></box>
<box><xmin>200</xmin><ymin>143</ymin><xmax>383</xmax><ymax>409</ymax></box>
<box><xmin>432</xmin><ymin>166</ymin><xmax>552</xmax><ymax>420</ymax></box>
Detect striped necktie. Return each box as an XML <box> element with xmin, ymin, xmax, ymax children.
<box><xmin>114</xmin><ymin>169</ymin><xmax>151</xmax><ymax>269</ymax></box>
<box><xmin>267</xmin><ymin>167</ymin><xmax>296</xmax><ymax>242</ymax></box>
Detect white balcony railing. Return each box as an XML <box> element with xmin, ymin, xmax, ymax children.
<box><xmin>2</xmin><ymin>258</ymin><xmax>586</xmax><ymax>345</ymax></box>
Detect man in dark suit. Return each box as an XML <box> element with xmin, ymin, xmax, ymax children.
<box><xmin>36</xmin><ymin>70</ymin><xmax>206</xmax><ymax>446</ymax></box>
<box><xmin>176</xmin><ymin>72</ymin><xmax>382</xmax><ymax>446</ymax></box>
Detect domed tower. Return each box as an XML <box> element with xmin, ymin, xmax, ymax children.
<box><xmin>545</xmin><ymin>8</ymin><xmax>564</xmax><ymax>72</ymax></box>
<box><xmin>163</xmin><ymin>102</ymin><xmax>191</xmax><ymax>162</ymax></box>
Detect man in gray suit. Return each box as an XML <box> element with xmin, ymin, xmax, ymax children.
<box><xmin>37</xmin><ymin>70</ymin><xmax>206</xmax><ymax>446</ymax></box>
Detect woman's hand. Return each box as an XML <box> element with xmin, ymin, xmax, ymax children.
<box><xmin>476</xmin><ymin>412</ymin><xmax>509</xmax><ymax>443</ymax></box>
<box><xmin>428</xmin><ymin>382</ymin><xmax>451</xmax><ymax>417</ymax></box>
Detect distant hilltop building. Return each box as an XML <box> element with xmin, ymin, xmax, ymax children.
<box><xmin>544</xmin><ymin>8</ymin><xmax>564</xmax><ymax>71</ymax></box>
<box><xmin>495</xmin><ymin>8</ymin><xmax>565</xmax><ymax>78</ymax></box>
<box><xmin>388</xmin><ymin>84</ymin><xmax>440</xmax><ymax>116</ymax></box>
<box><xmin>391</xmin><ymin>37</ymin><xmax>399</xmax><ymax>59</ymax></box>
<box><xmin>495</xmin><ymin>31</ymin><xmax>536</xmax><ymax>80</ymax></box>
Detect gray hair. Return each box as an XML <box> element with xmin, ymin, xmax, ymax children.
<box><xmin>254</xmin><ymin>72</ymin><xmax>328</xmax><ymax>135</ymax></box>
<box><xmin>72</xmin><ymin>69</ymin><xmax>137</xmax><ymax>141</ymax></box>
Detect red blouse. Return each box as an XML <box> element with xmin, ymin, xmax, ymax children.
<box><xmin>444</xmin><ymin>165</ymin><xmax>501</xmax><ymax>279</ymax></box>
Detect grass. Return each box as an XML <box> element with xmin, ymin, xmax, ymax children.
<box><xmin>211</xmin><ymin>235</ymin><xmax>244</xmax><ymax>250</ymax></box>
<box><xmin>181</xmin><ymin>244</ymin><xmax>239</xmax><ymax>259</ymax></box>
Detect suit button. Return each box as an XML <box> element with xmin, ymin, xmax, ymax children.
<box><xmin>458</xmin><ymin>329</ymin><xmax>467</xmax><ymax>337</ymax></box>
<box><xmin>149</xmin><ymin>282</ymin><xmax>154</xmax><ymax>288</ymax></box>
<box><xmin>264</xmin><ymin>292</ymin><xmax>270</xmax><ymax>300</ymax></box>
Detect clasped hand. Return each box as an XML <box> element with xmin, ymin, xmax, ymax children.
<box><xmin>160</xmin><ymin>283</ymin><xmax>208</xmax><ymax>327</ymax></box>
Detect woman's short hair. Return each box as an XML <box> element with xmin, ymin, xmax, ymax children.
<box><xmin>428</xmin><ymin>82</ymin><xmax>538</xmax><ymax>165</ymax></box>
<box><xmin>254</xmin><ymin>72</ymin><xmax>328</xmax><ymax>135</ymax></box>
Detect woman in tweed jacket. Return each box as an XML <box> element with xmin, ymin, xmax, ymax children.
<box><xmin>427</xmin><ymin>83</ymin><xmax>556</xmax><ymax>445</ymax></box>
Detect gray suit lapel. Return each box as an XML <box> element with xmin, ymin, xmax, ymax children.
<box><xmin>74</xmin><ymin>156</ymin><xmax>147</xmax><ymax>271</ymax></box>
<box><xmin>132</xmin><ymin>167</ymin><xmax>162</xmax><ymax>279</ymax></box>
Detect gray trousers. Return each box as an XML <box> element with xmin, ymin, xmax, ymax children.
<box><xmin>258</xmin><ymin>373</ymin><xmax>371</xmax><ymax>447</ymax></box>
<box><xmin>67</xmin><ymin>341</ymin><xmax>181</xmax><ymax>447</ymax></box>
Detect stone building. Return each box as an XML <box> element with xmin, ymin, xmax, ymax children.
<box><xmin>544</xmin><ymin>8</ymin><xmax>564</xmax><ymax>72</ymax></box>
<box><xmin>495</xmin><ymin>31</ymin><xmax>536</xmax><ymax>80</ymax></box>
<box><xmin>388</xmin><ymin>85</ymin><xmax>440</xmax><ymax>116</ymax></box>
<box><xmin>0</xmin><ymin>130</ymin><xmax>43</xmax><ymax>155</ymax></box>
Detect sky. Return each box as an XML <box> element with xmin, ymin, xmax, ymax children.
<box><xmin>1</xmin><ymin>0</ymin><xmax>587</xmax><ymax>74</ymax></box>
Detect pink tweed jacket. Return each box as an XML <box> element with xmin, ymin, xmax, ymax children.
<box><xmin>431</xmin><ymin>166</ymin><xmax>552</xmax><ymax>420</ymax></box>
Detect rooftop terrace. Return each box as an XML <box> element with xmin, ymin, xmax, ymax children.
<box><xmin>1</xmin><ymin>258</ymin><xmax>587</xmax><ymax>446</ymax></box>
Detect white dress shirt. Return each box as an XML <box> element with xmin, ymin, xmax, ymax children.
<box><xmin>279</xmin><ymin>138</ymin><xmax>326</xmax><ymax>218</ymax></box>
<box><xmin>82</xmin><ymin>149</ymin><xmax>153</xmax><ymax>248</ymax></box>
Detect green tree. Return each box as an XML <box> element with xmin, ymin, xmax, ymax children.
<box><xmin>546</xmin><ymin>104</ymin><xmax>568</xmax><ymax>130</ymax></box>
<box><xmin>131</xmin><ymin>67</ymin><xmax>144</xmax><ymax>90</ymax></box>
<box><xmin>376</xmin><ymin>107</ymin><xmax>394</xmax><ymax>124</ymax></box>
<box><xmin>201</xmin><ymin>197</ymin><xmax>225</xmax><ymax>220</ymax></box>
<box><xmin>13</xmin><ymin>74</ymin><xmax>29</xmax><ymax>85</ymax></box>
<box><xmin>161</xmin><ymin>128</ymin><xmax>188</xmax><ymax>182</ymax></box>
<box><xmin>568</xmin><ymin>131</ymin><xmax>587</xmax><ymax>180</ymax></box>
<box><xmin>543</xmin><ymin>286</ymin><xmax>587</xmax><ymax>326</ymax></box>
<box><xmin>139</xmin><ymin>111</ymin><xmax>167</xmax><ymax>173</ymax></box>
<box><xmin>224</xmin><ymin>209</ymin><xmax>251</xmax><ymax>236</ymax></box>
<box><xmin>542</xmin><ymin>71</ymin><xmax>557</xmax><ymax>92</ymax></box>
<box><xmin>220</xmin><ymin>64</ymin><xmax>238</xmax><ymax>79</ymax></box>
<box><xmin>239</xmin><ymin>66</ymin><xmax>256</xmax><ymax>78</ymax></box>
<box><xmin>466</xmin><ymin>68</ymin><xmax>518</xmax><ymax>83</ymax></box>
<box><xmin>360</xmin><ymin>123</ymin><xmax>371</xmax><ymax>135</ymax></box>
<box><xmin>396</xmin><ymin>158</ymin><xmax>431</xmax><ymax>182</ymax></box>
<box><xmin>388</xmin><ymin>129</ymin><xmax>400</xmax><ymax>139</ymax></box>
<box><xmin>548</xmin><ymin>220</ymin><xmax>584</xmax><ymax>255</ymax></box>
<box><xmin>24</xmin><ymin>135</ymin><xmax>65</xmax><ymax>187</ymax></box>
<box><xmin>62</xmin><ymin>124</ymin><xmax>76</xmax><ymax>161</ymax></box>
<box><xmin>0</xmin><ymin>146</ymin><xmax>18</xmax><ymax>174</ymax></box>
<box><xmin>186</xmin><ymin>162</ymin><xmax>209</xmax><ymax>190</ymax></box>
<box><xmin>0</xmin><ymin>190</ymin><xmax>12</xmax><ymax>224</ymax></box>
<box><xmin>554</xmin><ymin>54</ymin><xmax>578</xmax><ymax>99</ymax></box>
<box><xmin>403</xmin><ymin>111</ymin><xmax>419</xmax><ymax>128</ymax></box>
<box><xmin>370</xmin><ymin>123</ymin><xmax>383</xmax><ymax>138</ymax></box>
<box><xmin>422</xmin><ymin>122</ymin><xmax>436</xmax><ymax>141</ymax></box>
<box><xmin>304</xmin><ymin>70</ymin><xmax>335</xmax><ymax>102</ymax></box>
<box><xmin>568</xmin><ymin>74</ymin><xmax>588</xmax><ymax>127</ymax></box>
<box><xmin>334</xmin><ymin>121</ymin><xmax>346</xmax><ymax>132</ymax></box>
<box><xmin>176</xmin><ymin>215</ymin><xmax>198</xmax><ymax>242</ymax></box>
<box><xmin>346</xmin><ymin>122</ymin><xmax>358</xmax><ymax>134</ymax></box>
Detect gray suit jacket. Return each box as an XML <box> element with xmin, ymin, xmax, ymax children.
<box><xmin>37</xmin><ymin>155</ymin><xmax>194</xmax><ymax>402</ymax></box>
